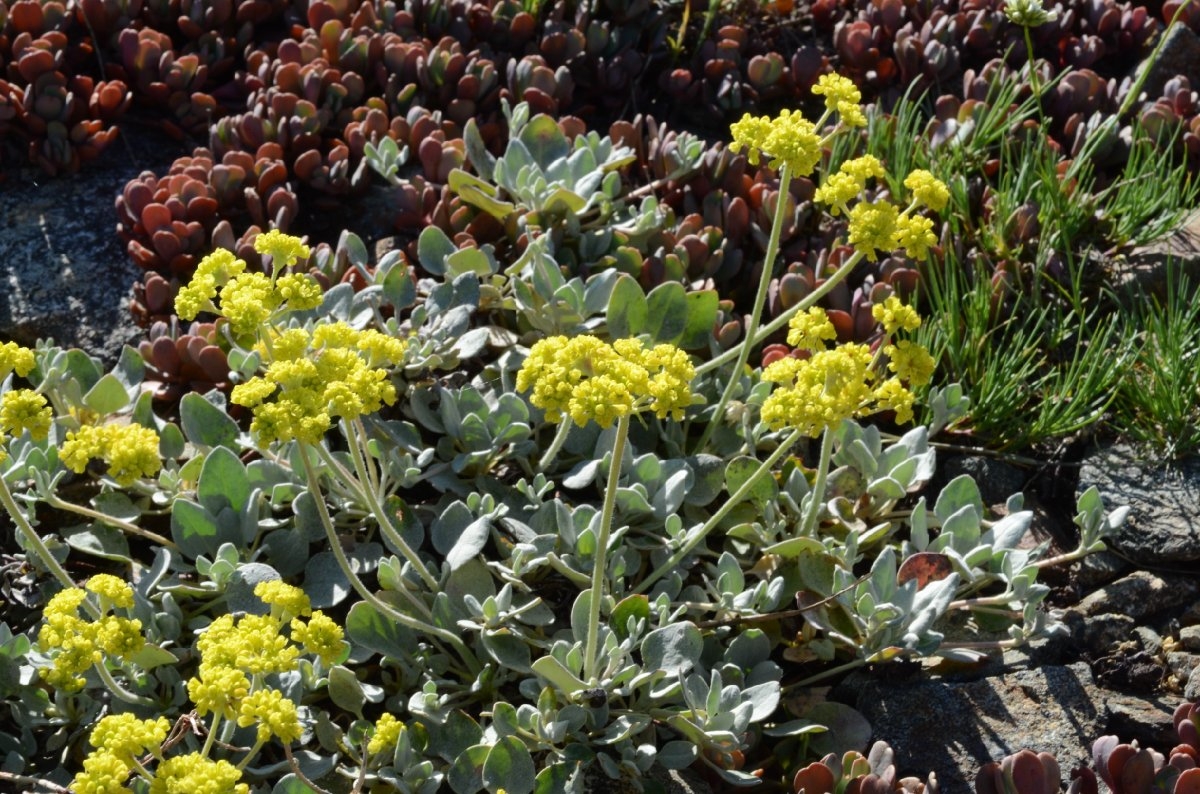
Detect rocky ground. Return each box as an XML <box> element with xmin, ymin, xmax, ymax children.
<box><xmin>3</xmin><ymin>122</ymin><xmax>1200</xmax><ymax>794</ymax></box>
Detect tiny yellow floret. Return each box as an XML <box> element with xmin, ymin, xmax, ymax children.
<box><xmin>0</xmin><ymin>389</ymin><xmax>52</xmax><ymax>440</ymax></box>
<box><xmin>904</xmin><ymin>170</ymin><xmax>950</xmax><ymax>212</ymax></box>
<box><xmin>812</xmin><ymin>73</ymin><xmax>866</xmax><ymax>127</ymax></box>
<box><xmin>368</xmin><ymin>713</ymin><xmax>404</xmax><ymax>756</ymax></box>
<box><xmin>872</xmin><ymin>296</ymin><xmax>922</xmax><ymax>335</ymax></box>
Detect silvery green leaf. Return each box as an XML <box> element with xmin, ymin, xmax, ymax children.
<box><xmin>463</xmin><ymin>118</ymin><xmax>497</xmax><ymax>178</ymax></box>
<box><xmin>180</xmin><ymin>391</ymin><xmax>239</xmax><ymax>450</ymax></box>
<box><xmin>938</xmin><ymin>504</ymin><xmax>982</xmax><ymax>552</ymax></box>
<box><xmin>599</xmin><ymin>714</ymin><xmax>650</xmax><ymax>745</ymax></box>
<box><xmin>83</xmin><ymin>373</ymin><xmax>131</xmax><ymax>414</ymax></box>
<box><xmin>641</xmin><ymin>622</ymin><xmax>702</xmax><ymax>676</ymax></box>
<box><xmin>657</xmin><ymin>741</ymin><xmax>698</xmax><ymax>769</ymax></box>
<box><xmin>867</xmin><ymin>476</ymin><xmax>907</xmax><ymax>501</ymax></box>
<box><xmin>645</xmin><ymin>281</ymin><xmax>688</xmax><ymax>345</ymax></box>
<box><xmin>934</xmin><ymin>474</ymin><xmax>984</xmax><ymax>526</ymax></box>
<box><xmin>606</xmin><ymin>274</ymin><xmax>648</xmax><ymax>338</ymax></box>
<box><xmin>909</xmin><ymin>497</ymin><xmax>930</xmax><ymax>550</ymax></box>
<box><xmin>482</xmin><ymin>737</ymin><xmax>536</xmax><ymax>794</ymax></box>
<box><xmin>741</xmin><ymin>681</ymin><xmax>780</xmax><ymax>721</ymax></box>
<box><xmin>327</xmin><ymin>665</ymin><xmax>366</xmax><ymax>717</ymax></box>
<box><xmin>986</xmin><ymin>510</ymin><xmax>1033</xmax><ymax>550</ymax></box>
<box><xmin>448</xmin><ymin>744</ymin><xmax>490</xmax><ymax>794</ymax></box>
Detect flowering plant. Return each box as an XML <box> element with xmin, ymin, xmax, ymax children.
<box><xmin>0</xmin><ymin>88</ymin><xmax>1127</xmax><ymax>793</ymax></box>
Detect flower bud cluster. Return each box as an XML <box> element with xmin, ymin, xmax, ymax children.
<box><xmin>175</xmin><ymin>232</ymin><xmax>321</xmax><ymax>337</ymax></box>
<box><xmin>59</xmin><ymin>422</ymin><xmax>162</xmax><ymax>487</ymax></box>
<box><xmin>36</xmin><ymin>574</ymin><xmax>145</xmax><ymax>691</ymax></box>
<box><xmin>187</xmin><ymin>581</ymin><xmax>345</xmax><ymax>745</ymax></box>
<box><xmin>516</xmin><ymin>335</ymin><xmax>695</xmax><ymax>428</ymax></box>
<box><xmin>761</xmin><ymin>298</ymin><xmax>935</xmax><ymax>434</ymax></box>
<box><xmin>231</xmin><ymin>323</ymin><xmax>407</xmax><ymax>444</ymax></box>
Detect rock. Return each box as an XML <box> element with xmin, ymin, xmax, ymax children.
<box><xmin>851</xmin><ymin>663</ymin><xmax>1103</xmax><ymax>793</ymax></box>
<box><xmin>1103</xmin><ymin>692</ymin><xmax>1181</xmax><ymax>750</ymax></box>
<box><xmin>939</xmin><ymin>455</ymin><xmax>1027</xmax><ymax>508</ymax></box>
<box><xmin>1166</xmin><ymin>651</ymin><xmax>1200</xmax><ymax>680</ymax></box>
<box><xmin>1076</xmin><ymin>445</ymin><xmax>1200</xmax><ymax>565</ymax></box>
<box><xmin>0</xmin><ymin>125</ymin><xmax>187</xmax><ymax>366</ymax></box>
<box><xmin>1060</xmin><ymin>611</ymin><xmax>1136</xmax><ymax>656</ymax></box>
<box><xmin>1129</xmin><ymin>25</ymin><xmax>1200</xmax><ymax>112</ymax></box>
<box><xmin>1187</xmin><ymin>663</ymin><xmax>1200</xmax><ymax>701</ymax></box>
<box><xmin>1071</xmin><ymin>571</ymin><xmax>1200</xmax><ymax>621</ymax></box>
<box><xmin>1070</xmin><ymin>550</ymin><xmax>1133</xmax><ymax>589</ymax></box>
<box><xmin>1134</xmin><ymin>626</ymin><xmax>1164</xmax><ymax>656</ymax></box>
<box><xmin>1180</xmin><ymin>624</ymin><xmax>1200</xmax><ymax>652</ymax></box>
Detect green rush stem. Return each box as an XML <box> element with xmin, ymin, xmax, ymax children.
<box><xmin>0</xmin><ymin>476</ymin><xmax>98</xmax><ymax>617</ymax></box>
<box><xmin>800</xmin><ymin>428</ymin><xmax>835</xmax><ymax>536</ymax></box>
<box><xmin>42</xmin><ymin>494</ymin><xmax>178</xmax><ymax>550</ymax></box>
<box><xmin>1117</xmin><ymin>0</ymin><xmax>1196</xmax><ymax>118</ymax></box>
<box><xmin>636</xmin><ymin>427</ymin><xmax>804</xmax><ymax>596</ymax></box>
<box><xmin>694</xmin><ymin>167</ymin><xmax>793</xmax><ymax>453</ymax></box>
<box><xmin>338</xmin><ymin>425</ymin><xmax>439</xmax><ymax>593</ymax></box>
<box><xmin>1023</xmin><ymin>26</ymin><xmax>1047</xmax><ymax>129</ymax></box>
<box><xmin>537</xmin><ymin>420</ymin><xmax>573</xmax><ymax>472</ymax></box>
<box><xmin>583</xmin><ymin>414</ymin><xmax>630</xmax><ymax>685</ymax></box>
<box><xmin>298</xmin><ymin>449</ymin><xmax>481</xmax><ymax>675</ymax></box>
<box><xmin>695</xmin><ymin>251</ymin><xmax>865</xmax><ymax>378</ymax></box>
<box><xmin>95</xmin><ymin>663</ymin><xmax>156</xmax><ymax>707</ymax></box>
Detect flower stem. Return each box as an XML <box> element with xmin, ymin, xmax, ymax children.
<box><xmin>42</xmin><ymin>494</ymin><xmax>178</xmax><ymax>550</ymax></box>
<box><xmin>695</xmin><ymin>251</ymin><xmax>864</xmax><ymax>378</ymax></box>
<box><xmin>201</xmin><ymin>713</ymin><xmax>222</xmax><ymax>759</ymax></box>
<box><xmin>0</xmin><ymin>476</ymin><xmax>97</xmax><ymax>617</ymax></box>
<box><xmin>339</xmin><ymin>423</ymin><xmax>439</xmax><ymax>593</ymax></box>
<box><xmin>636</xmin><ymin>428</ymin><xmax>804</xmax><ymax>595</ymax></box>
<box><xmin>95</xmin><ymin>662</ymin><xmax>156</xmax><ymax>707</ymax></box>
<box><xmin>694</xmin><ymin>167</ymin><xmax>793</xmax><ymax>453</ymax></box>
<box><xmin>583</xmin><ymin>415</ymin><xmax>630</xmax><ymax>685</ymax></box>
<box><xmin>1023</xmin><ymin>26</ymin><xmax>1048</xmax><ymax>129</ymax></box>
<box><xmin>800</xmin><ymin>428</ymin><xmax>835</xmax><ymax>536</ymax></box>
<box><xmin>298</xmin><ymin>449</ymin><xmax>481</xmax><ymax>675</ymax></box>
<box><xmin>537</xmin><ymin>420</ymin><xmax>573</xmax><ymax>472</ymax></box>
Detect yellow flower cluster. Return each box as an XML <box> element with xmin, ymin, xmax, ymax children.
<box><xmin>811</xmin><ymin>73</ymin><xmax>867</xmax><ymax>128</ymax></box>
<box><xmin>36</xmin><ymin>576</ymin><xmax>144</xmax><ymax>691</ymax></box>
<box><xmin>231</xmin><ymin>322</ymin><xmax>406</xmax><ymax>445</ymax></box>
<box><xmin>0</xmin><ymin>388</ymin><xmax>52</xmax><ymax>462</ymax></box>
<box><xmin>762</xmin><ymin>298</ymin><xmax>934</xmax><ymax>432</ymax></box>
<box><xmin>187</xmin><ymin>581</ymin><xmax>344</xmax><ymax>742</ymax></box>
<box><xmin>368</xmin><ymin>712</ymin><xmax>404</xmax><ymax>757</ymax></box>
<box><xmin>0</xmin><ymin>341</ymin><xmax>35</xmax><ymax>380</ymax></box>
<box><xmin>59</xmin><ymin>422</ymin><xmax>161</xmax><ymax>487</ymax></box>
<box><xmin>149</xmin><ymin>754</ymin><xmax>249</xmax><ymax>794</ymax></box>
<box><xmin>729</xmin><ymin>109</ymin><xmax>822</xmax><ymax>176</ymax></box>
<box><xmin>814</xmin><ymin>155</ymin><xmax>885</xmax><ymax>216</ymax></box>
<box><xmin>516</xmin><ymin>336</ymin><xmax>695</xmax><ymax>428</ymax></box>
<box><xmin>174</xmin><ymin>232</ymin><xmax>321</xmax><ymax>336</ymax></box>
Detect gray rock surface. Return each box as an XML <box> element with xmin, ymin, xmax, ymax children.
<box><xmin>1071</xmin><ymin>571</ymin><xmax>1200</xmax><ymax>621</ymax></box>
<box><xmin>1131</xmin><ymin>24</ymin><xmax>1200</xmax><ymax>109</ymax></box>
<box><xmin>0</xmin><ymin>125</ymin><xmax>186</xmax><ymax>366</ymax></box>
<box><xmin>1188</xmin><ymin>663</ymin><xmax>1200</xmax><ymax>701</ymax></box>
<box><xmin>1180</xmin><ymin>624</ymin><xmax>1200</xmax><ymax>652</ymax></box>
<box><xmin>1076</xmin><ymin>445</ymin><xmax>1200</xmax><ymax>565</ymax></box>
<box><xmin>851</xmin><ymin>663</ymin><xmax>1104</xmax><ymax>794</ymax></box>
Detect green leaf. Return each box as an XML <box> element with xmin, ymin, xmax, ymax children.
<box><xmin>61</xmin><ymin>523</ymin><xmax>131</xmax><ymax>562</ymax></box>
<box><xmin>641</xmin><ymin>622</ymin><xmax>702</xmax><ymax>676</ymax></box>
<box><xmin>305</xmin><ymin>544</ymin><xmax>382</xmax><ymax>609</ymax></box>
<box><xmin>432</xmin><ymin>711</ymin><xmax>484</xmax><ymax>764</ymax></box>
<box><xmin>417</xmin><ymin>225</ymin><xmax>457</xmax><ymax>276</ymax></box>
<box><xmin>198</xmin><ymin>446</ymin><xmax>250</xmax><ymax>514</ymax></box>
<box><xmin>679</xmin><ymin>290</ymin><xmax>720</xmax><ymax>350</ymax></box>
<box><xmin>464</xmin><ymin>118</ymin><xmax>497</xmax><ymax>177</ymax></box>
<box><xmin>125</xmin><ymin>644</ymin><xmax>178</xmax><ymax>670</ymax></box>
<box><xmin>91</xmin><ymin>491</ymin><xmax>141</xmax><ymax>522</ymax></box>
<box><xmin>534</xmin><ymin>763</ymin><xmax>579</xmax><ymax>794</ymax></box>
<box><xmin>645</xmin><ymin>281</ymin><xmax>688</xmax><ymax>345</ymax></box>
<box><xmin>448</xmin><ymin>169</ymin><xmax>515</xmax><ymax>221</ymax></box>
<box><xmin>346</xmin><ymin>600</ymin><xmax>416</xmax><ymax>660</ymax></box>
<box><xmin>448</xmin><ymin>744</ymin><xmax>490</xmax><ymax>794</ymax></box>
<box><xmin>483</xmin><ymin>736</ymin><xmax>536</xmax><ymax>794</ymax></box>
<box><xmin>83</xmin><ymin>373</ymin><xmax>130</xmax><ymax>414</ymax></box>
<box><xmin>606</xmin><ymin>274</ymin><xmax>647</xmax><ymax>339</ymax></box>
<box><xmin>531</xmin><ymin>656</ymin><xmax>586</xmax><ymax>695</ymax></box>
<box><xmin>446</xmin><ymin>247</ymin><xmax>496</xmax><ymax>278</ymax></box>
<box><xmin>725</xmin><ymin>456</ymin><xmax>778</xmax><ymax>508</ymax></box>
<box><xmin>327</xmin><ymin>665</ymin><xmax>366</xmax><ymax>718</ymax></box>
<box><xmin>518</xmin><ymin>114</ymin><xmax>570</xmax><ymax>169</ymax></box>
<box><xmin>271</xmin><ymin>775</ymin><xmax>321</xmax><ymax>794</ymax></box>
<box><xmin>114</xmin><ymin>345</ymin><xmax>146</xmax><ymax>390</ymax></box>
<box><xmin>180</xmin><ymin>392</ymin><xmax>239</xmax><ymax>449</ymax></box>
<box><xmin>379</xmin><ymin>255</ymin><xmax>416</xmax><ymax>310</ymax></box>
<box><xmin>610</xmin><ymin>594</ymin><xmax>651</xmax><ymax>641</ymax></box>
<box><xmin>170</xmin><ymin>498</ymin><xmax>220</xmax><ymax>560</ymax></box>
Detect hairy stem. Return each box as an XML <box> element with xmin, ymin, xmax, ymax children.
<box><xmin>583</xmin><ymin>415</ymin><xmax>630</xmax><ymax>685</ymax></box>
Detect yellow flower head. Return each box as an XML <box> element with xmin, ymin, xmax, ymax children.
<box><xmin>516</xmin><ymin>336</ymin><xmax>694</xmax><ymax>427</ymax></box>
<box><xmin>0</xmin><ymin>341</ymin><xmax>36</xmax><ymax>380</ymax></box>
<box><xmin>761</xmin><ymin>344</ymin><xmax>876</xmax><ymax>435</ymax></box>
<box><xmin>730</xmin><ymin>109</ymin><xmax>822</xmax><ymax>175</ymax></box>
<box><xmin>814</xmin><ymin>155</ymin><xmax>887</xmax><ymax>216</ymax></box>
<box><xmin>254</xmin><ymin>581</ymin><xmax>311</xmax><ymax>622</ymax></box>
<box><xmin>874</xmin><ymin>378</ymin><xmax>917</xmax><ymax>424</ymax></box>
<box><xmin>893</xmin><ymin>214</ymin><xmax>938</xmax><ymax>260</ymax></box>
<box><xmin>872</xmin><ymin>296</ymin><xmax>922</xmax><ymax>335</ymax></box>
<box><xmin>85</xmin><ymin>574</ymin><xmax>135</xmax><ymax>609</ymax></box>
<box><xmin>220</xmin><ymin>272</ymin><xmax>279</xmax><ymax>337</ymax></box>
<box><xmin>71</xmin><ymin>750</ymin><xmax>131</xmax><ymax>794</ymax></box>
<box><xmin>812</xmin><ymin>73</ymin><xmax>866</xmax><ymax>127</ymax></box>
<box><xmin>176</xmin><ymin>249</ymin><xmax>247</xmax><ymax>320</ymax></box>
<box><xmin>847</xmin><ymin>200</ymin><xmax>899</xmax><ymax>261</ymax></box>
<box><xmin>885</xmin><ymin>339</ymin><xmax>936</xmax><ymax>386</ymax></box>
<box><xmin>89</xmin><ymin>714</ymin><xmax>170</xmax><ymax>764</ymax></box>
<box><xmin>290</xmin><ymin>611</ymin><xmax>347</xmax><ymax>666</ymax></box>
<box><xmin>904</xmin><ymin>170</ymin><xmax>950</xmax><ymax>212</ymax></box>
<box><xmin>237</xmin><ymin>688</ymin><xmax>302</xmax><ymax>744</ymax></box>
<box><xmin>275</xmin><ymin>273</ymin><xmax>323</xmax><ymax>311</ymax></box>
<box><xmin>60</xmin><ymin>424</ymin><xmax>162</xmax><ymax>487</ymax></box>
<box><xmin>786</xmin><ymin>307</ymin><xmax>838</xmax><ymax>352</ymax></box>
<box><xmin>188</xmin><ymin>663</ymin><xmax>251</xmax><ymax>720</ymax></box>
<box><xmin>150</xmin><ymin>753</ymin><xmax>249</xmax><ymax>794</ymax></box>
<box><xmin>254</xmin><ymin>230</ymin><xmax>311</xmax><ymax>270</ymax></box>
<box><xmin>1</xmin><ymin>389</ymin><xmax>52</xmax><ymax>440</ymax></box>
<box><xmin>368</xmin><ymin>713</ymin><xmax>404</xmax><ymax>757</ymax></box>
